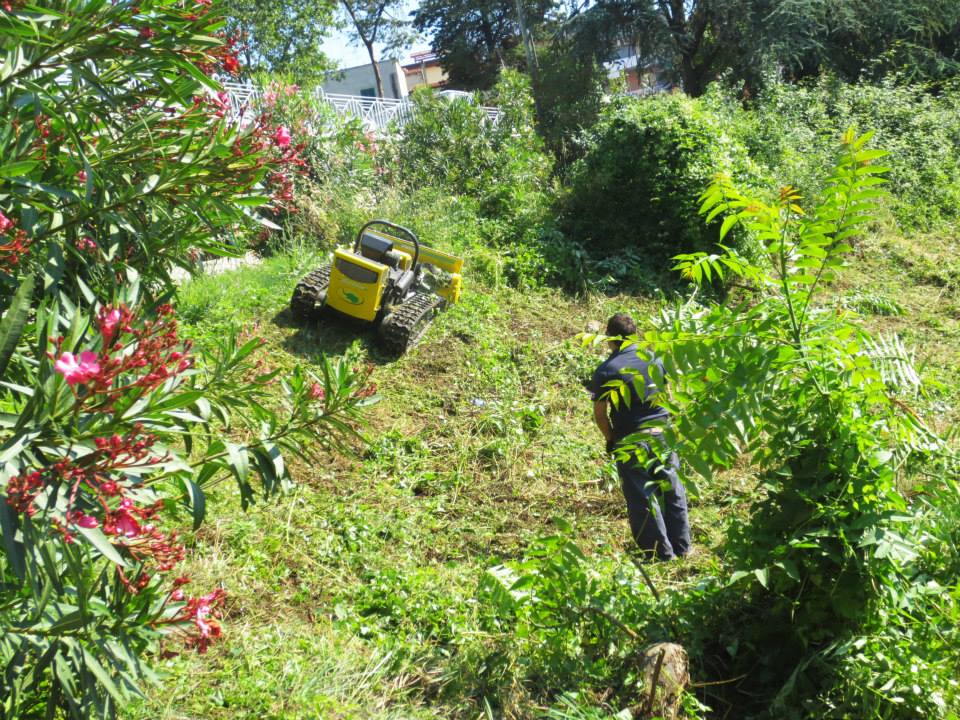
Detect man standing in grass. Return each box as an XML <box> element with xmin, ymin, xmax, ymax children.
<box><xmin>591</xmin><ymin>313</ymin><xmax>691</xmax><ymax>561</ymax></box>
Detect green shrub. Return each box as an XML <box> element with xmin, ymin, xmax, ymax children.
<box><xmin>533</xmin><ymin>41</ymin><xmax>606</xmax><ymax>168</ymax></box>
<box><xmin>721</xmin><ymin>77</ymin><xmax>960</xmax><ymax>230</ymax></box>
<box><xmin>561</xmin><ymin>93</ymin><xmax>767</xmax><ymax>272</ymax></box>
<box><xmin>640</xmin><ymin>130</ymin><xmax>956</xmax><ymax>715</ymax></box>
<box><xmin>388</xmin><ymin>71</ymin><xmax>553</xmax><ymax>224</ymax></box>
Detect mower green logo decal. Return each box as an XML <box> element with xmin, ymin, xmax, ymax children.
<box><xmin>342</xmin><ymin>290</ymin><xmax>362</xmax><ymax>305</ymax></box>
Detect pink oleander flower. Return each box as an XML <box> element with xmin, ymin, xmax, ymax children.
<box><xmin>308</xmin><ymin>383</ymin><xmax>325</xmax><ymax>400</ymax></box>
<box><xmin>285</xmin><ymin>84</ymin><xmax>299</xmax><ymax>97</ymax></box>
<box><xmin>75</xmin><ymin>513</ymin><xmax>98</xmax><ymax>529</ymax></box>
<box><xmin>54</xmin><ymin>351</ymin><xmax>101</xmax><ymax>386</ymax></box>
<box><xmin>0</xmin><ymin>210</ymin><xmax>13</xmax><ymax>234</ymax></box>
<box><xmin>111</xmin><ymin>508</ymin><xmax>141</xmax><ymax>538</ymax></box>
<box><xmin>99</xmin><ymin>308</ymin><xmax>121</xmax><ymax>338</ymax></box>
<box><xmin>77</xmin><ymin>170</ymin><xmax>87</xmax><ymax>183</ymax></box>
<box><xmin>211</xmin><ymin>91</ymin><xmax>230</xmax><ymax>116</ymax></box>
<box><xmin>274</xmin><ymin>126</ymin><xmax>291</xmax><ymax>148</ymax></box>
<box><xmin>190</xmin><ymin>589</ymin><xmax>225</xmax><ymax>650</ymax></box>
<box><xmin>75</xmin><ymin>236</ymin><xmax>97</xmax><ymax>252</ymax></box>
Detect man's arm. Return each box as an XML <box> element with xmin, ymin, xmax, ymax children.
<box><xmin>593</xmin><ymin>399</ymin><xmax>613</xmax><ymax>443</ymax></box>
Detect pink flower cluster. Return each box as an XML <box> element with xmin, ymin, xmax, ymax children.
<box><xmin>165</xmin><ymin>586</ymin><xmax>227</xmax><ymax>652</ymax></box>
<box><xmin>5</xmin><ymin>410</ymin><xmax>220</xmax><ymax>651</ymax></box>
<box><xmin>0</xmin><ymin>210</ymin><xmax>32</xmax><ymax>269</ymax></box>
<box><xmin>263</xmin><ymin>82</ymin><xmax>300</xmax><ymax>108</ymax></box>
<box><xmin>75</xmin><ymin>236</ymin><xmax>97</xmax><ymax>253</ymax></box>
<box><xmin>54</xmin><ymin>351</ymin><xmax>100</xmax><ymax>385</ymax></box>
<box><xmin>51</xmin><ymin>304</ymin><xmax>192</xmax><ymax>409</ymax></box>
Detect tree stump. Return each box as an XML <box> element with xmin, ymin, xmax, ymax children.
<box><xmin>631</xmin><ymin>642</ymin><xmax>689</xmax><ymax>720</ymax></box>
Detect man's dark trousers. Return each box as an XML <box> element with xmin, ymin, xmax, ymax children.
<box><xmin>616</xmin><ymin>442</ymin><xmax>691</xmax><ymax>560</ymax></box>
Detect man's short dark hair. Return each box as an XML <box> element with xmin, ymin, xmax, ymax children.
<box><xmin>606</xmin><ymin>313</ymin><xmax>637</xmax><ymax>337</ymax></box>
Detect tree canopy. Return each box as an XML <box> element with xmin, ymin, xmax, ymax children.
<box><xmin>223</xmin><ymin>0</ymin><xmax>338</xmax><ymax>78</ymax></box>
<box><xmin>413</xmin><ymin>0</ymin><xmax>553</xmax><ymax>90</ymax></box>
<box><xmin>339</xmin><ymin>0</ymin><xmax>416</xmax><ymax>97</ymax></box>
<box><xmin>559</xmin><ymin>0</ymin><xmax>960</xmax><ymax>96</ymax></box>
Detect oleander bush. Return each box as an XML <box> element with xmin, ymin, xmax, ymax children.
<box><xmin>0</xmin><ymin>1</ymin><xmax>376</xmax><ymax>716</ymax></box>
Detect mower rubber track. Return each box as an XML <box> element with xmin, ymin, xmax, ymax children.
<box><xmin>380</xmin><ymin>292</ymin><xmax>442</xmax><ymax>354</ymax></box>
<box><xmin>290</xmin><ymin>265</ymin><xmax>331</xmax><ymax>320</ymax></box>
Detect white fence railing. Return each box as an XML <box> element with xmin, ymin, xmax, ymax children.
<box><xmin>624</xmin><ymin>83</ymin><xmax>672</xmax><ymax>98</ymax></box>
<box><xmin>220</xmin><ymin>82</ymin><xmax>501</xmax><ymax>133</ymax></box>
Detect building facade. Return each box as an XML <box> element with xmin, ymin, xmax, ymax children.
<box><xmin>606</xmin><ymin>46</ymin><xmax>671</xmax><ymax>94</ymax></box>
<box><xmin>402</xmin><ymin>51</ymin><xmax>449</xmax><ymax>93</ymax></box>
<box><xmin>321</xmin><ymin>59</ymin><xmax>409</xmax><ymax>99</ymax></box>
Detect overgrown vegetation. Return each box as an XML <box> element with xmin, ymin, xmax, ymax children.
<box><xmin>2</xmin><ymin>0</ymin><xmax>959</xmax><ymax>717</ymax></box>
<box><xmin>115</xmin><ymin>76</ymin><xmax>960</xmax><ymax>720</ymax></box>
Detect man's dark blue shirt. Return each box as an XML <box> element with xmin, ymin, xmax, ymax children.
<box><xmin>590</xmin><ymin>343</ymin><xmax>669</xmax><ymax>442</ymax></box>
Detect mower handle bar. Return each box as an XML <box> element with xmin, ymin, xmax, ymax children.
<box><xmin>354</xmin><ymin>219</ymin><xmax>420</xmax><ymax>271</ymax></box>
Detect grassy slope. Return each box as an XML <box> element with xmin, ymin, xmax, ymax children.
<box><xmin>124</xmin><ymin>227</ymin><xmax>958</xmax><ymax>720</ymax></box>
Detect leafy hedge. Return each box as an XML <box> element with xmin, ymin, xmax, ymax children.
<box><xmin>561</xmin><ymin>93</ymin><xmax>767</xmax><ymax>270</ymax></box>
<box><xmin>720</xmin><ymin>77</ymin><xmax>960</xmax><ymax>230</ymax></box>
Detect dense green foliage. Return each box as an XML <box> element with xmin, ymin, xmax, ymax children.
<box><xmin>561</xmin><ymin>93</ymin><xmax>764</xmax><ymax>274</ymax></box>
<box><xmin>390</xmin><ymin>74</ymin><xmax>551</xmax><ymax>221</ymax></box>
<box><xmin>0</xmin><ymin>1</ymin><xmax>374</xmax><ymax>716</ymax></box>
<box><xmin>639</xmin><ymin>133</ymin><xmax>956</xmax><ymax>715</ymax></box>
<box><xmin>720</xmin><ymin>78</ymin><xmax>960</xmax><ymax>229</ymax></box>
<box><xmin>3</xmin><ymin>0</ymin><xmax>960</xmax><ymax>715</ymax></box>
<box><xmin>556</xmin><ymin>0</ymin><xmax>960</xmax><ymax>98</ymax></box>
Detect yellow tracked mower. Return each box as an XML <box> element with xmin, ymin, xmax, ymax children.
<box><xmin>290</xmin><ymin>220</ymin><xmax>464</xmax><ymax>354</ymax></box>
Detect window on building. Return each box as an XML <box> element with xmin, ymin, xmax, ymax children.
<box><xmin>360</xmin><ymin>87</ymin><xmax>376</xmax><ymax>98</ymax></box>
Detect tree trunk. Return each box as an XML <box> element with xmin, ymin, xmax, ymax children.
<box><xmin>363</xmin><ymin>40</ymin><xmax>385</xmax><ymax>98</ymax></box>
<box><xmin>680</xmin><ymin>53</ymin><xmax>707</xmax><ymax>97</ymax></box>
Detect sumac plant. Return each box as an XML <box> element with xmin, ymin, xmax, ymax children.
<box><xmin>0</xmin><ymin>0</ymin><xmax>372</xmax><ymax>717</ymax></box>
<box><xmin>605</xmin><ymin>130</ymin><xmax>947</xmax><ymax>712</ymax></box>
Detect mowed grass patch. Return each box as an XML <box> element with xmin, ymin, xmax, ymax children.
<box><xmin>128</xmin><ymin>252</ymin><xmax>691</xmax><ymax>719</ymax></box>
<box><xmin>835</xmin><ymin>229</ymin><xmax>960</xmax><ymax>430</ymax></box>
<box><xmin>126</xmin><ymin>223</ymin><xmax>958</xmax><ymax>718</ymax></box>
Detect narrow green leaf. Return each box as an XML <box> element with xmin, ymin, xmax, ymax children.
<box><xmin>81</xmin><ymin>647</ymin><xmax>126</xmax><ymax>704</ymax></box>
<box><xmin>75</xmin><ymin>526</ymin><xmax>127</xmax><ymax>567</ymax></box>
<box><xmin>0</xmin><ymin>274</ymin><xmax>35</xmax><ymax>377</ymax></box>
<box><xmin>226</xmin><ymin>441</ymin><xmax>249</xmax><ymax>485</ymax></box>
<box><xmin>719</xmin><ymin>214</ymin><xmax>738</xmax><ymax>241</ymax></box>
<box><xmin>0</xmin><ymin>160</ymin><xmax>39</xmax><ymax>177</ymax></box>
<box><xmin>0</xmin><ymin>502</ymin><xmax>25</xmax><ymax>579</ymax></box>
<box><xmin>184</xmin><ymin>479</ymin><xmax>205</xmax><ymax>530</ymax></box>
